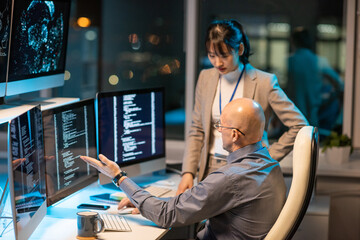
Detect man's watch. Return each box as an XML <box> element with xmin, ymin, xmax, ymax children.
<box><xmin>112</xmin><ymin>171</ymin><xmax>127</xmax><ymax>187</ymax></box>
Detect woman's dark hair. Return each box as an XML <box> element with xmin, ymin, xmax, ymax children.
<box><xmin>205</xmin><ymin>19</ymin><xmax>251</xmax><ymax>64</ymax></box>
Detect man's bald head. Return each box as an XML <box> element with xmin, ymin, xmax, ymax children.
<box><xmin>221</xmin><ymin>98</ymin><xmax>265</xmax><ymax>148</ymax></box>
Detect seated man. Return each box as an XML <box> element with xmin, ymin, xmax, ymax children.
<box><xmin>81</xmin><ymin>98</ymin><xmax>286</xmax><ymax>239</ymax></box>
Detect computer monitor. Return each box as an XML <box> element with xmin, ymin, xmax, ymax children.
<box><xmin>0</xmin><ymin>122</ymin><xmax>12</xmax><ymax>239</ymax></box>
<box><xmin>7</xmin><ymin>105</ymin><xmax>47</xmax><ymax>240</ymax></box>
<box><xmin>1</xmin><ymin>122</ymin><xmax>9</xmax><ymax>215</ymax></box>
<box><xmin>96</xmin><ymin>88</ymin><xmax>166</xmax><ymax>184</ymax></box>
<box><xmin>0</xmin><ymin>0</ymin><xmax>12</xmax><ymax>97</ymax></box>
<box><xmin>6</xmin><ymin>0</ymin><xmax>71</xmax><ymax>96</ymax></box>
<box><xmin>0</xmin><ymin>145</ymin><xmax>9</xmax><ymax>217</ymax></box>
<box><xmin>0</xmin><ymin>149</ymin><xmax>9</xmax><ymax>221</ymax></box>
<box><xmin>0</xmin><ymin>178</ymin><xmax>8</xmax><ymax>214</ymax></box>
<box><xmin>42</xmin><ymin>99</ymin><xmax>98</xmax><ymax>206</ymax></box>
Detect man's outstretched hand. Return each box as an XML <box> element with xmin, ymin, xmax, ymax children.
<box><xmin>80</xmin><ymin>154</ymin><xmax>140</xmax><ymax>214</ymax></box>
<box><xmin>80</xmin><ymin>154</ymin><xmax>121</xmax><ymax>179</ymax></box>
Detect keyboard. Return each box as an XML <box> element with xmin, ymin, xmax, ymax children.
<box><xmin>99</xmin><ymin>213</ymin><xmax>132</xmax><ymax>232</ymax></box>
<box><xmin>144</xmin><ymin>185</ymin><xmax>174</xmax><ymax>197</ymax></box>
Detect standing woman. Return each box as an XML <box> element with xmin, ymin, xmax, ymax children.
<box><xmin>177</xmin><ymin>19</ymin><xmax>308</xmax><ymax>194</ymax></box>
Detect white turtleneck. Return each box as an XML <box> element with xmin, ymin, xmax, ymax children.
<box><xmin>209</xmin><ymin>66</ymin><xmax>245</xmax><ymax>158</ymax></box>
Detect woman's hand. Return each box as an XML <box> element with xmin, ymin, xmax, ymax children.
<box><xmin>176</xmin><ymin>173</ymin><xmax>194</xmax><ymax>195</ymax></box>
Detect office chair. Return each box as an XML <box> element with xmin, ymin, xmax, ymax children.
<box><xmin>265</xmin><ymin>126</ymin><xmax>319</xmax><ymax>240</ymax></box>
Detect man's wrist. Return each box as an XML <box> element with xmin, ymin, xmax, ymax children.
<box><xmin>112</xmin><ymin>170</ymin><xmax>127</xmax><ymax>187</ymax></box>
<box><xmin>118</xmin><ymin>176</ymin><xmax>128</xmax><ymax>186</ymax></box>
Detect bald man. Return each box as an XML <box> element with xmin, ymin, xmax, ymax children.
<box><xmin>81</xmin><ymin>98</ymin><xmax>286</xmax><ymax>240</ymax></box>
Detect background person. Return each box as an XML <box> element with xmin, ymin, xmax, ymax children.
<box><xmin>177</xmin><ymin>19</ymin><xmax>308</xmax><ymax>194</ymax></box>
<box><xmin>81</xmin><ymin>98</ymin><xmax>286</xmax><ymax>240</ymax></box>
<box><xmin>286</xmin><ymin>26</ymin><xmax>344</xmax><ymax>130</ymax></box>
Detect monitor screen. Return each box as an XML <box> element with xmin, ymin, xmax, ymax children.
<box><xmin>0</xmin><ymin>131</ymin><xmax>9</xmax><ymax>221</ymax></box>
<box><xmin>42</xmin><ymin>99</ymin><xmax>98</xmax><ymax>206</ymax></box>
<box><xmin>0</xmin><ymin>0</ymin><xmax>12</xmax><ymax>97</ymax></box>
<box><xmin>8</xmin><ymin>105</ymin><xmax>47</xmax><ymax>240</ymax></box>
<box><xmin>0</xmin><ymin>122</ymin><xmax>12</xmax><ymax>237</ymax></box>
<box><xmin>1</xmin><ymin>123</ymin><xmax>9</xmax><ymax>216</ymax></box>
<box><xmin>97</xmin><ymin>88</ymin><xmax>166</xmax><ymax>179</ymax></box>
<box><xmin>6</xmin><ymin>0</ymin><xmax>71</xmax><ymax>96</ymax></box>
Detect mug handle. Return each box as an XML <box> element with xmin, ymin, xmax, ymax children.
<box><xmin>94</xmin><ymin>216</ymin><xmax>105</xmax><ymax>233</ymax></box>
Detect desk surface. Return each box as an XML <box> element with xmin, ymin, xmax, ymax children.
<box><xmin>0</xmin><ymin>97</ymin><xmax>79</xmax><ymax>124</ymax></box>
<box><xmin>280</xmin><ymin>149</ymin><xmax>360</xmax><ymax>178</ymax></box>
<box><xmin>3</xmin><ymin>171</ymin><xmax>180</xmax><ymax>240</ymax></box>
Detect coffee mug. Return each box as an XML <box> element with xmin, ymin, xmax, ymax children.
<box><xmin>77</xmin><ymin>211</ymin><xmax>105</xmax><ymax>238</ymax></box>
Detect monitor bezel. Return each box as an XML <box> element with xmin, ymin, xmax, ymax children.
<box><xmin>0</xmin><ymin>84</ymin><xmax>6</xmax><ymax>98</ymax></box>
<box><xmin>96</xmin><ymin>87</ymin><xmax>166</xmax><ymax>168</ymax></box>
<box><xmin>41</xmin><ymin>98</ymin><xmax>98</xmax><ymax>206</ymax></box>
<box><xmin>0</xmin><ymin>122</ymin><xmax>9</xmax><ymax>217</ymax></box>
<box><xmin>7</xmin><ymin>105</ymin><xmax>47</xmax><ymax>240</ymax></box>
<box><xmin>0</xmin><ymin>179</ymin><xmax>9</xmax><ymax>218</ymax></box>
<box><xmin>6</xmin><ymin>74</ymin><xmax>65</xmax><ymax>97</ymax></box>
<box><xmin>0</xmin><ymin>0</ymin><xmax>13</xmax><ymax>97</ymax></box>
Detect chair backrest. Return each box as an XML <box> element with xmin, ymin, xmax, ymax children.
<box><xmin>265</xmin><ymin>126</ymin><xmax>319</xmax><ymax>240</ymax></box>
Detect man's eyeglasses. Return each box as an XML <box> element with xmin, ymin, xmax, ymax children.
<box><xmin>213</xmin><ymin>122</ymin><xmax>246</xmax><ymax>136</ymax></box>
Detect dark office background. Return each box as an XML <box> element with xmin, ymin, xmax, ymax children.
<box><xmin>53</xmin><ymin>0</ymin><xmax>345</xmax><ymax>141</ymax></box>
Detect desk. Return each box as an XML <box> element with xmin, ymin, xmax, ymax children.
<box><xmin>0</xmin><ymin>97</ymin><xmax>79</xmax><ymax>124</ymax></box>
<box><xmin>279</xmin><ymin>149</ymin><xmax>360</xmax><ymax>240</ymax></box>
<box><xmin>4</xmin><ymin>171</ymin><xmax>181</xmax><ymax>240</ymax></box>
<box><xmin>280</xmin><ymin>149</ymin><xmax>360</xmax><ymax>194</ymax></box>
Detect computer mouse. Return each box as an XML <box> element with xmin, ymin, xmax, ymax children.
<box><xmin>154</xmin><ymin>180</ymin><xmax>175</xmax><ymax>187</ymax></box>
<box><xmin>118</xmin><ymin>207</ymin><xmax>135</xmax><ymax>215</ymax></box>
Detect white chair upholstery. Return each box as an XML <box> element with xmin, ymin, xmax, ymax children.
<box><xmin>265</xmin><ymin>126</ymin><xmax>319</xmax><ymax>240</ymax></box>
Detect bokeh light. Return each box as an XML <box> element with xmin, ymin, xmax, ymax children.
<box><xmin>148</xmin><ymin>34</ymin><xmax>160</xmax><ymax>45</ymax></box>
<box><xmin>129</xmin><ymin>33</ymin><xmax>141</xmax><ymax>50</ymax></box>
<box><xmin>77</xmin><ymin>17</ymin><xmax>91</xmax><ymax>28</ymax></box>
<box><xmin>160</xmin><ymin>64</ymin><xmax>171</xmax><ymax>75</ymax></box>
<box><xmin>174</xmin><ymin>59</ymin><xmax>180</xmax><ymax>69</ymax></box>
<box><xmin>64</xmin><ymin>70</ymin><xmax>71</xmax><ymax>80</ymax></box>
<box><xmin>85</xmin><ymin>30</ymin><xmax>97</xmax><ymax>41</ymax></box>
<box><xmin>109</xmin><ymin>75</ymin><xmax>119</xmax><ymax>85</ymax></box>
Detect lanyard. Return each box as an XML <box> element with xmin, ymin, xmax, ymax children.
<box><xmin>219</xmin><ymin>67</ymin><xmax>245</xmax><ymax>114</ymax></box>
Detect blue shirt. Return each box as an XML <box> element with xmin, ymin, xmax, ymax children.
<box><xmin>120</xmin><ymin>142</ymin><xmax>286</xmax><ymax>240</ymax></box>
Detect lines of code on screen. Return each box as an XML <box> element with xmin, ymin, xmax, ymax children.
<box><xmin>98</xmin><ymin>90</ymin><xmax>165</xmax><ymax>166</ymax></box>
<box><xmin>43</xmin><ymin>102</ymin><xmax>97</xmax><ymax>195</ymax></box>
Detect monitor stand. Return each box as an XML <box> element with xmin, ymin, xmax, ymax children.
<box><xmin>0</xmin><ymin>97</ymin><xmax>79</xmax><ymax>124</ymax></box>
